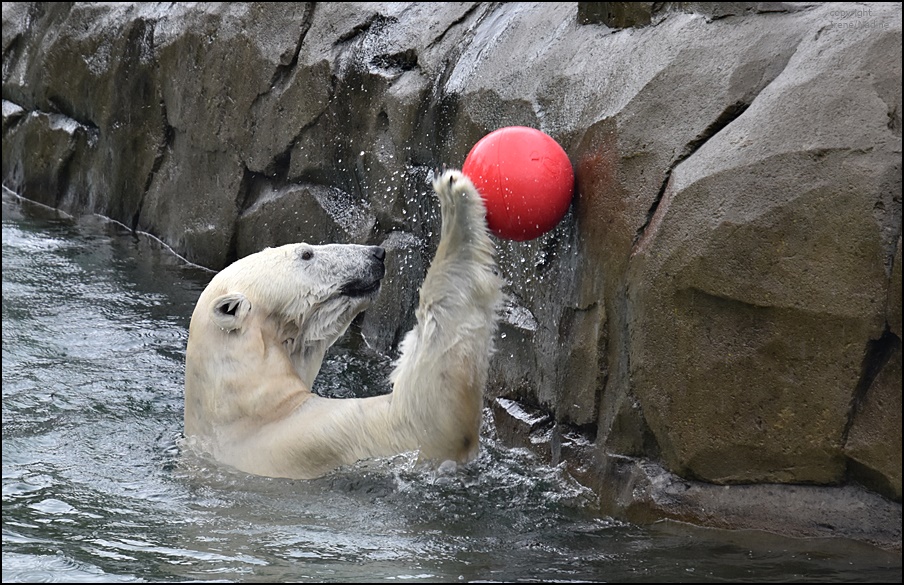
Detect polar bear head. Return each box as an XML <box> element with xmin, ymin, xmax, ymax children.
<box><xmin>184</xmin><ymin>243</ymin><xmax>385</xmax><ymax>437</ymax></box>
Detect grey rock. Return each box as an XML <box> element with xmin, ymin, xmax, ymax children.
<box><xmin>360</xmin><ymin>230</ymin><xmax>425</xmax><ymax>353</ymax></box>
<box><xmin>577</xmin><ymin>2</ymin><xmax>653</xmax><ymax>28</ymax></box>
<box><xmin>628</xmin><ymin>11</ymin><xmax>901</xmax><ymax>486</ymax></box>
<box><xmin>600</xmin><ymin>455</ymin><xmax>902</xmax><ymax>550</ymax></box>
<box><xmin>235</xmin><ymin>181</ymin><xmax>376</xmax><ymax>257</ymax></box>
<box><xmin>845</xmin><ymin>237</ymin><xmax>903</xmax><ymax>501</ymax></box>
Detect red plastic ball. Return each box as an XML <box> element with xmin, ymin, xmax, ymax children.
<box><xmin>462</xmin><ymin>126</ymin><xmax>574</xmax><ymax>241</ymax></box>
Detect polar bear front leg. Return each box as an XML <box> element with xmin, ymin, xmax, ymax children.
<box><xmin>388</xmin><ymin>169</ymin><xmax>503</xmax><ymax>464</ymax></box>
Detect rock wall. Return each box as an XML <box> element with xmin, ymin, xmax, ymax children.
<box><xmin>3</xmin><ymin>2</ymin><xmax>901</xmax><ymax>544</ymax></box>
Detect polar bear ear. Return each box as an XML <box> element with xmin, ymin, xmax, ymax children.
<box><xmin>210</xmin><ymin>293</ymin><xmax>252</xmax><ymax>331</ymax></box>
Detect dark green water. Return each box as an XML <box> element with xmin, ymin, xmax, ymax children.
<box><xmin>2</xmin><ymin>192</ymin><xmax>901</xmax><ymax>583</ymax></box>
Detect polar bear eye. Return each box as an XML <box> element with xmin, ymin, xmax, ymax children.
<box><xmin>301</xmin><ymin>249</ymin><xmax>314</xmax><ymax>261</ymax></box>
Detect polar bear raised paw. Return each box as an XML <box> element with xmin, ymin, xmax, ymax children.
<box><xmin>184</xmin><ymin>170</ymin><xmax>502</xmax><ymax>479</ymax></box>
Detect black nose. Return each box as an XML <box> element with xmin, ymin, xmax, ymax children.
<box><xmin>370</xmin><ymin>246</ymin><xmax>386</xmax><ymax>262</ymax></box>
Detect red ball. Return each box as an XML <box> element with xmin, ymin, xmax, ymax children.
<box><xmin>462</xmin><ymin>126</ymin><xmax>574</xmax><ymax>241</ymax></box>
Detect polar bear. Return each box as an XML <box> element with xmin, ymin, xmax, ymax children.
<box><xmin>183</xmin><ymin>169</ymin><xmax>502</xmax><ymax>479</ymax></box>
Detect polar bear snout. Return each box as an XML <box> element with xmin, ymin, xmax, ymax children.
<box><xmin>369</xmin><ymin>245</ymin><xmax>386</xmax><ymax>262</ymax></box>
<box><xmin>339</xmin><ymin>245</ymin><xmax>386</xmax><ymax>298</ymax></box>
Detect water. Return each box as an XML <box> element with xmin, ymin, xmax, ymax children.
<box><xmin>2</xmin><ymin>191</ymin><xmax>901</xmax><ymax>583</ymax></box>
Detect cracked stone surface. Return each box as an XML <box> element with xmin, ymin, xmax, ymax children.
<box><xmin>2</xmin><ymin>1</ymin><xmax>901</xmax><ymax>541</ymax></box>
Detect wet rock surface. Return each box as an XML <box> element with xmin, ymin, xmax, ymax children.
<box><xmin>3</xmin><ymin>2</ymin><xmax>900</xmax><ymax>546</ymax></box>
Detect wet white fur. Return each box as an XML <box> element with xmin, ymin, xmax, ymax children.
<box><xmin>183</xmin><ymin>170</ymin><xmax>502</xmax><ymax>478</ymax></box>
